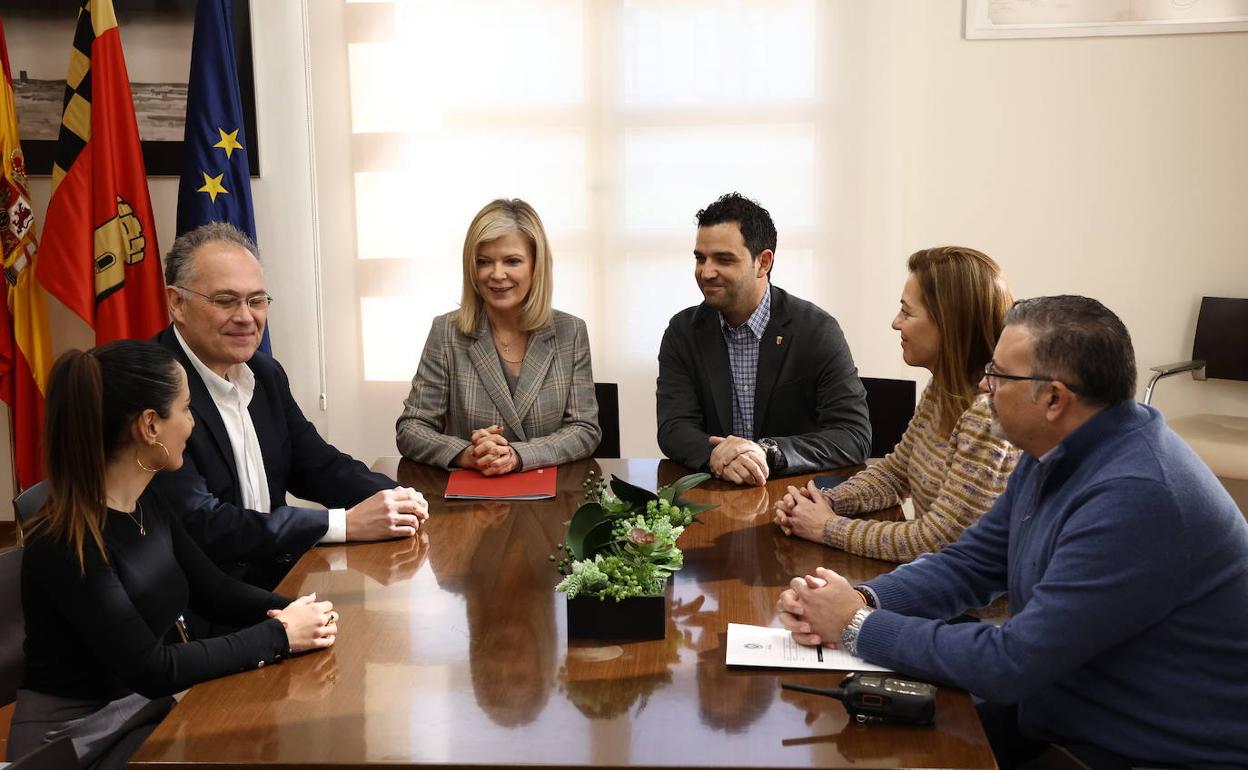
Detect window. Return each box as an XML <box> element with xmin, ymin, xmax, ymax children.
<box><xmin>345</xmin><ymin>0</ymin><xmax>827</xmax><ymax>452</ymax></box>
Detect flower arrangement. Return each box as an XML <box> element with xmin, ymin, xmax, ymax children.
<box><xmin>555</xmin><ymin>470</ymin><xmax>717</xmax><ymax>601</ymax></box>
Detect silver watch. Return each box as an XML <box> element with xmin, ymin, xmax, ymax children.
<box><xmin>840</xmin><ymin>606</ymin><xmax>874</xmax><ymax>656</ymax></box>
<box><xmin>757</xmin><ymin>437</ymin><xmax>786</xmax><ymax>473</ymax></box>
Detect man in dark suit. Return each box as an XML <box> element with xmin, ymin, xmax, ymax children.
<box><xmin>151</xmin><ymin>222</ymin><xmax>427</xmax><ymax>590</ymax></box>
<box><xmin>656</xmin><ymin>193</ymin><xmax>870</xmax><ymax>485</ymax></box>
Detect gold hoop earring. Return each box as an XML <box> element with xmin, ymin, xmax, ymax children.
<box><xmin>137</xmin><ymin>441</ymin><xmax>170</xmax><ymax>473</ymax></box>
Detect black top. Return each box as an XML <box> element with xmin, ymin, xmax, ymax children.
<box><xmin>20</xmin><ymin>486</ymin><xmax>291</xmax><ymax>701</ymax></box>
<box><xmin>150</xmin><ymin>325</ymin><xmax>396</xmax><ymax>590</ymax></box>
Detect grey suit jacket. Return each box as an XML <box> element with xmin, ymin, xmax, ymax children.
<box><xmin>396</xmin><ymin>309</ymin><xmax>601</xmax><ymax>469</ymax></box>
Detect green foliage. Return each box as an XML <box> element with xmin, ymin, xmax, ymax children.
<box><xmin>555</xmin><ymin>556</ymin><xmax>609</xmax><ymax>599</ymax></box>
<box><xmin>556</xmin><ymin>469</ymin><xmax>715</xmax><ymax>600</ymax></box>
<box><xmin>609</xmin><ymin>476</ymin><xmax>659</xmax><ymax>506</ymax></box>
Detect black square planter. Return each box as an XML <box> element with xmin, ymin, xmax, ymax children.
<box><xmin>566</xmin><ymin>592</ymin><xmax>666</xmax><ymax>641</ymax></box>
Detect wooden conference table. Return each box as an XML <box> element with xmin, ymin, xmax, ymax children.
<box><xmin>130</xmin><ymin>458</ymin><xmax>996</xmax><ymax>769</ymax></box>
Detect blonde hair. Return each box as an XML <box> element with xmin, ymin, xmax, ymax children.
<box><xmin>907</xmin><ymin>246</ymin><xmax>1013</xmax><ymax>434</ymax></box>
<box><xmin>456</xmin><ymin>199</ymin><xmax>553</xmax><ymax>335</ymax></box>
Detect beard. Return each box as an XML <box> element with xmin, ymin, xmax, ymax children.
<box><xmin>699</xmin><ymin>281</ymin><xmax>744</xmax><ymax>312</ymax></box>
<box><xmin>986</xmin><ymin>399</ymin><xmax>1010</xmax><ymax>442</ymax></box>
<box><xmin>988</xmin><ymin>417</ymin><xmax>1010</xmax><ymax>442</ymax></box>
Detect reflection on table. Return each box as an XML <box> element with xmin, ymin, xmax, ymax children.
<box><xmin>129</xmin><ymin>458</ymin><xmax>995</xmax><ymax>769</ymax></box>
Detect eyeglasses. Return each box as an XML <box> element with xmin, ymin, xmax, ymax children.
<box><xmin>982</xmin><ymin>362</ymin><xmax>1064</xmax><ymax>393</ymax></box>
<box><xmin>176</xmin><ymin>286</ymin><xmax>273</xmax><ymax>312</ymax></box>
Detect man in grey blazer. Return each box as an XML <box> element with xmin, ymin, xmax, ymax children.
<box><xmin>656</xmin><ymin>193</ymin><xmax>870</xmax><ymax>485</ymax></box>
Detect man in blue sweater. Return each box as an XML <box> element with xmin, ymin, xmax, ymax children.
<box><xmin>778</xmin><ymin>295</ymin><xmax>1248</xmax><ymax>769</ymax></box>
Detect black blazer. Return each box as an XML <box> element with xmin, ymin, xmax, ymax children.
<box><xmin>656</xmin><ymin>285</ymin><xmax>871</xmax><ymax>475</ymax></box>
<box><xmin>151</xmin><ymin>325</ymin><xmax>395</xmax><ymax>589</ymax></box>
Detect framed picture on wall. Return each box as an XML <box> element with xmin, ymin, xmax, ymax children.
<box><xmin>2</xmin><ymin>0</ymin><xmax>259</xmax><ymax>177</ymax></box>
<box><xmin>965</xmin><ymin>0</ymin><xmax>1248</xmax><ymax>39</ymax></box>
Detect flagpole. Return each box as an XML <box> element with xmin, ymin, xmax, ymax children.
<box><xmin>7</xmin><ymin>406</ymin><xmax>18</xmax><ymax>496</ymax></box>
<box><xmin>298</xmin><ymin>0</ymin><xmax>329</xmax><ymax>415</ymax></box>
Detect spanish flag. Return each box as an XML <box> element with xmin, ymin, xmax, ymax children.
<box><xmin>37</xmin><ymin>0</ymin><xmax>167</xmax><ymax>344</ymax></box>
<box><xmin>0</xmin><ymin>19</ymin><xmax>53</xmax><ymax>490</ymax></box>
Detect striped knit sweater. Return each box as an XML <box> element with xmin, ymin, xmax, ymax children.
<box><xmin>821</xmin><ymin>385</ymin><xmax>1019</xmax><ymax>563</ymax></box>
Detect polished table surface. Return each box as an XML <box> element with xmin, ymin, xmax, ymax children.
<box><xmin>130</xmin><ymin>458</ymin><xmax>996</xmax><ymax>769</ymax></box>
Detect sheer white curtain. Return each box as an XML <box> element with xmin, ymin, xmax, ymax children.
<box><xmin>344</xmin><ymin>0</ymin><xmax>832</xmax><ymax>456</ymax></box>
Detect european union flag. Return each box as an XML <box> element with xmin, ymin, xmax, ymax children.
<box><xmin>177</xmin><ymin>0</ymin><xmax>269</xmax><ymax>352</ymax></box>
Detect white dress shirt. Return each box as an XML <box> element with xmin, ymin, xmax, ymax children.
<box><xmin>173</xmin><ymin>327</ymin><xmax>346</xmax><ymax>543</ymax></box>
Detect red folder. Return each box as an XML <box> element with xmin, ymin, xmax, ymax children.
<box><xmin>444</xmin><ymin>467</ymin><xmax>557</xmax><ymax>500</ymax></box>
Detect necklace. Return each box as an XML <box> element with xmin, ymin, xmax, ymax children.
<box><xmin>492</xmin><ymin>330</ymin><xmax>527</xmax><ymax>364</ymax></box>
<box><xmin>119</xmin><ymin>501</ymin><xmax>146</xmax><ymax>536</ymax></box>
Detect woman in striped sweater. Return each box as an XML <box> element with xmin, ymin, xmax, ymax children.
<box><xmin>773</xmin><ymin>247</ymin><xmax>1020</xmax><ymax>563</ymax></box>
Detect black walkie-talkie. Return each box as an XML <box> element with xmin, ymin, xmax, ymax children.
<box><xmin>782</xmin><ymin>672</ymin><xmax>937</xmax><ymax>725</ymax></box>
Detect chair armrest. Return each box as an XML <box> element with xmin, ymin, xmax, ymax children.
<box><xmin>1143</xmin><ymin>360</ymin><xmax>1206</xmax><ymax>405</ymax></box>
<box><xmin>1149</xmin><ymin>360</ymin><xmax>1205</xmax><ymax>376</ymax></box>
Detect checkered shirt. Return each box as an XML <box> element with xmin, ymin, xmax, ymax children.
<box><xmin>719</xmin><ymin>288</ymin><xmax>772</xmax><ymax>440</ymax></box>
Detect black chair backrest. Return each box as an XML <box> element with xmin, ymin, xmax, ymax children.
<box><xmin>593</xmin><ymin>382</ymin><xmax>621</xmax><ymax>459</ymax></box>
<box><xmin>7</xmin><ymin>736</ymin><xmax>77</xmax><ymax>769</ymax></box>
<box><xmin>1193</xmin><ymin>297</ymin><xmax>1248</xmax><ymax>382</ymax></box>
<box><xmin>860</xmin><ymin>377</ymin><xmax>917</xmax><ymax>459</ymax></box>
<box><xmin>14</xmin><ymin>479</ymin><xmax>48</xmax><ymax>522</ymax></box>
<box><xmin>1</xmin><ymin>546</ymin><xmax>25</xmax><ymax>706</ymax></box>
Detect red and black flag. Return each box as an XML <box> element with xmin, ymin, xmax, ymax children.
<box><xmin>37</xmin><ymin>0</ymin><xmax>167</xmax><ymax>344</ymax></box>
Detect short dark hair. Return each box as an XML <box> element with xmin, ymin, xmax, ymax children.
<box><xmin>695</xmin><ymin>192</ymin><xmax>777</xmax><ymax>260</ymax></box>
<box><xmin>164</xmin><ymin>222</ymin><xmax>259</xmax><ymax>287</ymax></box>
<box><xmin>1005</xmin><ymin>295</ymin><xmax>1136</xmax><ymax>406</ymax></box>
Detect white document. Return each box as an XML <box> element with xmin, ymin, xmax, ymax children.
<box><xmin>725</xmin><ymin>623</ymin><xmax>892</xmax><ymax>672</ymax></box>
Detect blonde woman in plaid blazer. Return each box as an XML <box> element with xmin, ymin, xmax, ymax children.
<box><xmin>396</xmin><ymin>200</ymin><xmax>600</xmax><ymax>472</ymax></box>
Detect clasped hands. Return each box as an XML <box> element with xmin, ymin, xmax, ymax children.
<box><xmin>708</xmin><ymin>435</ymin><xmax>768</xmax><ymax>486</ymax></box>
<box><xmin>773</xmin><ymin>479</ymin><xmax>836</xmax><ymax>542</ymax></box>
<box><xmin>346</xmin><ymin>486</ymin><xmax>428</xmax><ymax>541</ymax></box>
<box><xmin>775</xmin><ymin>567</ymin><xmax>865</xmax><ymax>648</ymax></box>
<box><xmin>269</xmin><ymin>592</ymin><xmax>338</xmax><ymax>653</ymax></box>
<box><xmin>456</xmin><ymin>425</ymin><xmax>521</xmax><ymax>476</ymax></box>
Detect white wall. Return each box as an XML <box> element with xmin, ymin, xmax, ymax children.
<box><xmin>309</xmin><ymin>0</ymin><xmax>1248</xmax><ymax>470</ymax></box>
<box><xmin>895</xmin><ymin>1</ymin><xmax>1248</xmax><ymax>421</ymax></box>
<box><xmin>4</xmin><ymin>0</ymin><xmax>1247</xmax><ymax>519</ymax></box>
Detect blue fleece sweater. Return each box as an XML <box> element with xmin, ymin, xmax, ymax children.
<box><xmin>857</xmin><ymin>401</ymin><xmax>1248</xmax><ymax>768</ymax></box>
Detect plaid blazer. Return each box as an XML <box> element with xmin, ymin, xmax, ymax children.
<box><xmin>396</xmin><ymin>309</ymin><xmax>601</xmax><ymax>469</ymax></box>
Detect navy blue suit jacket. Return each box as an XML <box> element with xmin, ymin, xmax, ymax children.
<box><xmin>151</xmin><ymin>326</ymin><xmax>395</xmax><ymax>589</ymax></box>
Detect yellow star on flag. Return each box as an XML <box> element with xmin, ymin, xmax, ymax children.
<box><xmin>197</xmin><ymin>172</ymin><xmax>229</xmax><ymax>203</ymax></box>
<box><xmin>213</xmin><ymin>128</ymin><xmax>244</xmax><ymax>159</ymax></box>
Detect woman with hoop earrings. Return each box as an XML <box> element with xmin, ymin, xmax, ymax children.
<box><xmin>8</xmin><ymin>341</ymin><xmax>337</xmax><ymax>770</ymax></box>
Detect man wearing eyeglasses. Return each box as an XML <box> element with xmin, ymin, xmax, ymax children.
<box><xmin>151</xmin><ymin>222</ymin><xmax>428</xmax><ymax>594</ymax></box>
<box><xmin>777</xmin><ymin>295</ymin><xmax>1248</xmax><ymax>768</ymax></box>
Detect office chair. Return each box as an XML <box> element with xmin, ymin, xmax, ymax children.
<box><xmin>1143</xmin><ymin>297</ymin><xmax>1248</xmax><ymax>506</ymax></box>
<box><xmin>1</xmin><ymin>736</ymin><xmax>76</xmax><ymax>770</ymax></box>
<box><xmin>0</xmin><ymin>548</ymin><xmax>24</xmax><ymax>710</ymax></box>
<box><xmin>593</xmin><ymin>382</ymin><xmax>621</xmax><ymax>459</ymax></box>
<box><xmin>12</xmin><ymin>482</ymin><xmax>46</xmax><ymax>524</ymax></box>
<box><xmin>860</xmin><ymin>377</ymin><xmax>918</xmax><ymax>459</ymax></box>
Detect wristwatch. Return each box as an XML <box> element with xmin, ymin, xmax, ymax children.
<box><xmin>757</xmin><ymin>437</ymin><xmax>787</xmax><ymax>474</ymax></box>
<box><xmin>854</xmin><ymin>584</ymin><xmax>878</xmax><ymax>608</ymax></box>
<box><xmin>840</xmin><ymin>606</ymin><xmax>874</xmax><ymax>656</ymax></box>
